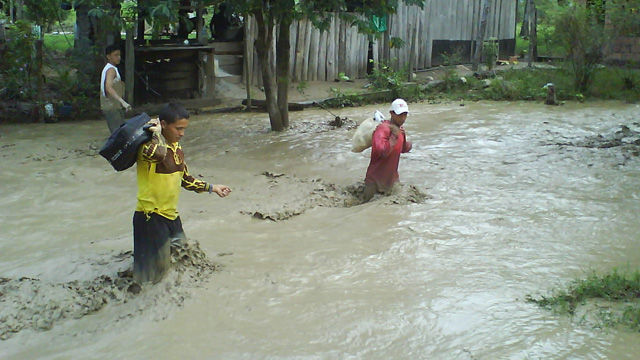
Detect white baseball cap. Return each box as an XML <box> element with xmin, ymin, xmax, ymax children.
<box><xmin>390</xmin><ymin>98</ymin><xmax>409</xmax><ymax>114</ymax></box>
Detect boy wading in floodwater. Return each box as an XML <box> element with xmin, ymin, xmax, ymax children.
<box><xmin>100</xmin><ymin>44</ymin><xmax>132</xmax><ymax>133</ymax></box>
<box><xmin>362</xmin><ymin>98</ymin><xmax>412</xmax><ymax>202</ymax></box>
<box><xmin>134</xmin><ymin>103</ymin><xmax>231</xmax><ymax>283</ymax></box>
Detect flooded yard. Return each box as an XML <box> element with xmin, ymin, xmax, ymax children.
<box><xmin>1</xmin><ymin>100</ymin><xmax>639</xmax><ymax>359</ymax></box>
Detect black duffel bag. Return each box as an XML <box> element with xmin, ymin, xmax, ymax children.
<box><xmin>99</xmin><ymin>113</ymin><xmax>153</xmax><ymax>171</ymax></box>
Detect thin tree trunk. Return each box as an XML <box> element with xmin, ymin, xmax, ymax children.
<box><xmin>276</xmin><ymin>6</ymin><xmax>293</xmax><ymax>130</ymax></box>
<box><xmin>528</xmin><ymin>0</ymin><xmax>537</xmax><ymax>67</ymax></box>
<box><xmin>137</xmin><ymin>1</ymin><xmax>145</xmax><ymax>42</ymax></box>
<box><xmin>15</xmin><ymin>0</ymin><xmax>23</xmax><ymax>21</ymax></box>
<box><xmin>35</xmin><ymin>39</ymin><xmax>44</xmax><ymax>122</ymax></box>
<box><xmin>472</xmin><ymin>0</ymin><xmax>490</xmax><ymax>71</ymax></box>
<box><xmin>74</xmin><ymin>5</ymin><xmax>95</xmax><ymax>78</ymax></box>
<box><xmin>244</xmin><ymin>19</ymin><xmax>252</xmax><ymax>111</ymax></box>
<box><xmin>254</xmin><ymin>10</ymin><xmax>283</xmax><ymax>131</ymax></box>
<box><xmin>520</xmin><ymin>0</ymin><xmax>529</xmax><ymax>37</ymax></box>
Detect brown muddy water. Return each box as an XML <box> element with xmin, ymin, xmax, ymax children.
<box><xmin>1</xmin><ymin>101</ymin><xmax>640</xmax><ymax>359</ymax></box>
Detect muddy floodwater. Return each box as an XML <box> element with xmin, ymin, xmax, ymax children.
<box><xmin>1</xmin><ymin>101</ymin><xmax>640</xmax><ymax>359</ymax></box>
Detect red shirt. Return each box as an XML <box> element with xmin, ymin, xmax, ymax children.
<box><xmin>365</xmin><ymin>121</ymin><xmax>412</xmax><ymax>190</ymax></box>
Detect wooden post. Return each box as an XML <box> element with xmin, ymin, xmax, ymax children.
<box><xmin>472</xmin><ymin>0</ymin><xmax>490</xmax><ymax>71</ymax></box>
<box><xmin>383</xmin><ymin>20</ymin><xmax>390</xmax><ymax>64</ymax></box>
<box><xmin>407</xmin><ymin>22</ymin><xmax>416</xmax><ymax>82</ymax></box>
<box><xmin>196</xmin><ymin>3</ymin><xmax>205</xmax><ymax>44</ymax></box>
<box><xmin>35</xmin><ymin>39</ymin><xmax>44</xmax><ymax>122</ymax></box>
<box><xmin>206</xmin><ymin>48</ymin><xmax>215</xmax><ymax>97</ymax></box>
<box><xmin>338</xmin><ymin>20</ymin><xmax>346</xmax><ymax>76</ymax></box>
<box><xmin>137</xmin><ymin>1</ymin><xmax>145</xmax><ymax>42</ymax></box>
<box><xmin>125</xmin><ymin>28</ymin><xmax>135</xmax><ymax>105</ymax></box>
<box><xmin>244</xmin><ymin>19</ymin><xmax>252</xmax><ymax>111</ymax></box>
<box><xmin>294</xmin><ymin>20</ymin><xmax>305</xmax><ymax>81</ymax></box>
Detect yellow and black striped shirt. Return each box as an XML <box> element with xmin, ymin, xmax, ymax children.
<box><xmin>135</xmin><ymin>133</ymin><xmax>209</xmax><ymax>220</ymax></box>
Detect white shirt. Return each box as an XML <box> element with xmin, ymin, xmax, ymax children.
<box><xmin>100</xmin><ymin>63</ymin><xmax>121</xmax><ymax>98</ymax></box>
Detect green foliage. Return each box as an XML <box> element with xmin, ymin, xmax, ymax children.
<box><xmin>526</xmin><ymin>268</ymin><xmax>640</xmax><ymax>331</ymax></box>
<box><xmin>367</xmin><ymin>60</ymin><xmax>406</xmax><ymax>96</ymax></box>
<box><xmin>440</xmin><ymin>45</ymin><xmax>464</xmax><ymax>66</ymax></box>
<box><xmin>44</xmin><ymin>33</ymin><xmax>73</xmax><ymax>52</ymax></box>
<box><xmin>550</xmin><ymin>4</ymin><xmax>607</xmax><ymax>93</ymax></box>
<box><xmin>51</xmin><ymin>67</ymin><xmax>78</xmax><ymax>103</ymax></box>
<box><xmin>87</xmin><ymin>4</ymin><xmax>123</xmax><ymax>34</ymax></box>
<box><xmin>0</xmin><ymin>21</ymin><xmax>38</xmax><ymax>100</ymax></box>
<box><xmin>389</xmin><ymin>36</ymin><xmax>405</xmax><ymax>49</ymax></box>
<box><xmin>296</xmin><ymin>80</ymin><xmax>308</xmax><ymax>95</ymax></box>
<box><xmin>589</xmin><ymin>66</ymin><xmax>640</xmax><ymax>102</ymax></box>
<box><xmin>441</xmin><ymin>67</ymin><xmax>461</xmax><ymax>91</ymax></box>
<box><xmin>23</xmin><ymin>0</ymin><xmax>67</xmax><ymax>36</ymax></box>
<box><xmin>607</xmin><ymin>0</ymin><xmax>640</xmax><ymax>36</ymax></box>
<box><xmin>337</xmin><ymin>72</ymin><xmax>351</xmax><ymax>81</ymax></box>
<box><xmin>121</xmin><ymin>0</ymin><xmax>138</xmax><ymax>29</ymax></box>
<box><xmin>483</xmin><ymin>38</ymin><xmax>499</xmax><ymax>71</ymax></box>
<box><xmin>324</xmin><ymin>87</ymin><xmax>363</xmax><ymax>107</ymax></box>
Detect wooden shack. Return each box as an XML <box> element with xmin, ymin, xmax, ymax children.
<box><xmin>243</xmin><ymin>0</ymin><xmax>517</xmax><ymax>85</ymax></box>
<box><xmin>133</xmin><ymin>43</ymin><xmax>215</xmax><ymax>104</ymax></box>
<box><xmin>121</xmin><ymin>1</ymin><xmax>216</xmax><ymax>105</ymax></box>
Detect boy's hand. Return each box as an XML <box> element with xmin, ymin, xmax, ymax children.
<box><xmin>147</xmin><ymin>117</ymin><xmax>161</xmax><ymax>133</ymax></box>
<box><xmin>120</xmin><ymin>99</ymin><xmax>132</xmax><ymax>112</ymax></box>
<box><xmin>210</xmin><ymin>184</ymin><xmax>231</xmax><ymax>198</ymax></box>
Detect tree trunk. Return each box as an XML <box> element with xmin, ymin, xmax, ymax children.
<box><xmin>15</xmin><ymin>0</ymin><xmax>23</xmax><ymax>21</ymax></box>
<box><xmin>35</xmin><ymin>39</ymin><xmax>44</xmax><ymax>122</ymax></box>
<box><xmin>254</xmin><ymin>10</ymin><xmax>284</xmax><ymax>131</ymax></box>
<box><xmin>73</xmin><ymin>4</ymin><xmax>95</xmax><ymax>82</ymax></box>
<box><xmin>244</xmin><ymin>19</ymin><xmax>252</xmax><ymax>111</ymax></box>
<box><xmin>276</xmin><ymin>7</ymin><xmax>293</xmax><ymax>130</ymax></box>
<box><xmin>472</xmin><ymin>0</ymin><xmax>490</xmax><ymax>71</ymax></box>
<box><xmin>520</xmin><ymin>0</ymin><xmax>529</xmax><ymax>37</ymax></box>
<box><xmin>528</xmin><ymin>0</ymin><xmax>537</xmax><ymax>66</ymax></box>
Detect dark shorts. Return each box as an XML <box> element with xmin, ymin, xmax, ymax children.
<box><xmin>132</xmin><ymin>212</ymin><xmax>186</xmax><ymax>283</ymax></box>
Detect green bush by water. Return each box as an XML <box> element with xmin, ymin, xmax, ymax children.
<box><xmin>526</xmin><ymin>268</ymin><xmax>640</xmax><ymax>331</ymax></box>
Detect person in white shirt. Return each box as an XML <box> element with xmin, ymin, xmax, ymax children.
<box><xmin>100</xmin><ymin>44</ymin><xmax>132</xmax><ymax>133</ymax></box>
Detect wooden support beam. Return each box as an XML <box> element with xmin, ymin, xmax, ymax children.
<box><xmin>196</xmin><ymin>3</ymin><xmax>205</xmax><ymax>44</ymax></box>
<box><xmin>125</xmin><ymin>28</ymin><xmax>135</xmax><ymax>105</ymax></box>
<box><xmin>244</xmin><ymin>19</ymin><xmax>252</xmax><ymax>110</ymax></box>
<box><xmin>35</xmin><ymin>39</ymin><xmax>44</xmax><ymax>122</ymax></box>
<box><xmin>473</xmin><ymin>0</ymin><xmax>490</xmax><ymax>71</ymax></box>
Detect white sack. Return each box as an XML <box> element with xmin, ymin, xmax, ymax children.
<box><xmin>350</xmin><ymin>111</ymin><xmax>385</xmax><ymax>153</ymax></box>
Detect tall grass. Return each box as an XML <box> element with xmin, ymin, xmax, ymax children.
<box><xmin>44</xmin><ymin>33</ymin><xmax>74</xmax><ymax>53</ymax></box>
<box><xmin>527</xmin><ymin>269</ymin><xmax>640</xmax><ymax>331</ymax></box>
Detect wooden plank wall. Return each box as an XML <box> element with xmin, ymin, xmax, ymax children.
<box><xmin>382</xmin><ymin>0</ymin><xmax>517</xmax><ymax>71</ymax></box>
<box><xmin>244</xmin><ymin>1</ymin><xmax>517</xmax><ymax>85</ymax></box>
<box><xmin>245</xmin><ymin>13</ymin><xmax>369</xmax><ymax>85</ymax></box>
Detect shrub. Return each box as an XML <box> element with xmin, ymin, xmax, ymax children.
<box><xmin>0</xmin><ymin>21</ymin><xmax>38</xmax><ymax>100</ymax></box>
<box><xmin>550</xmin><ymin>4</ymin><xmax>607</xmax><ymax>93</ymax></box>
<box><xmin>367</xmin><ymin>61</ymin><xmax>407</xmax><ymax>97</ymax></box>
<box><xmin>483</xmin><ymin>38</ymin><xmax>499</xmax><ymax>71</ymax></box>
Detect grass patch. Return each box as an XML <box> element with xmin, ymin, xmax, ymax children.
<box><xmin>419</xmin><ymin>65</ymin><xmax>640</xmax><ymax>103</ymax></box>
<box><xmin>44</xmin><ymin>33</ymin><xmax>74</xmax><ymax>53</ymax></box>
<box><xmin>323</xmin><ymin>63</ymin><xmax>640</xmax><ymax>108</ymax></box>
<box><xmin>590</xmin><ymin>66</ymin><xmax>640</xmax><ymax>102</ymax></box>
<box><xmin>526</xmin><ymin>268</ymin><xmax>640</xmax><ymax>331</ymax></box>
